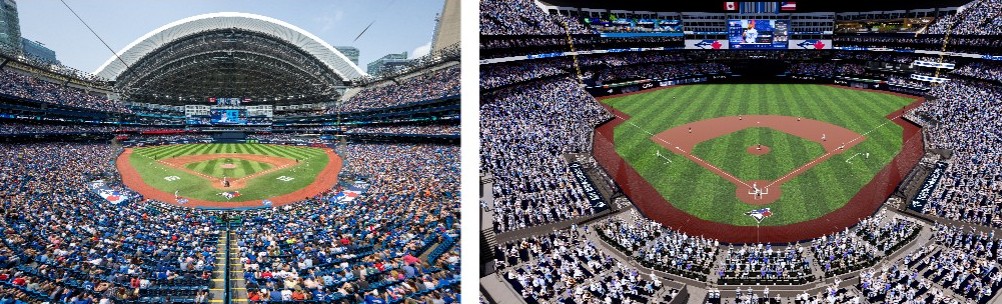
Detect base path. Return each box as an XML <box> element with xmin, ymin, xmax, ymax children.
<box><xmin>592</xmin><ymin>89</ymin><xmax>926</xmax><ymax>243</ymax></box>
<box><xmin>157</xmin><ymin>153</ymin><xmax>298</xmax><ymax>190</ymax></box>
<box><xmin>651</xmin><ymin>115</ymin><xmax>863</xmax><ymax>204</ymax></box>
<box><xmin>117</xmin><ymin>148</ymin><xmax>343</xmax><ymax>209</ymax></box>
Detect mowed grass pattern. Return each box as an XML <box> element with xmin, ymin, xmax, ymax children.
<box><xmin>183</xmin><ymin>158</ymin><xmax>273</xmax><ymax>179</ymax></box>
<box><xmin>128</xmin><ymin>144</ymin><xmax>330</xmax><ymax>203</ymax></box>
<box><xmin>690</xmin><ymin>127</ymin><xmax>827</xmax><ymax>181</ymax></box>
<box><xmin>603</xmin><ymin>84</ymin><xmax>914</xmax><ymax>226</ymax></box>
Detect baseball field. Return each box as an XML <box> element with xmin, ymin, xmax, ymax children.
<box><xmin>601</xmin><ymin>84</ymin><xmax>916</xmax><ymax>226</ymax></box>
<box><xmin>119</xmin><ymin>143</ymin><xmax>340</xmax><ymax>207</ymax></box>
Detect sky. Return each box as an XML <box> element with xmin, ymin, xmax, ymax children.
<box><xmin>17</xmin><ymin>0</ymin><xmax>445</xmax><ymax>74</ymax></box>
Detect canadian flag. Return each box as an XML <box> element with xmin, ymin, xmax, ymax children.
<box><xmin>724</xmin><ymin>2</ymin><xmax>737</xmax><ymax>11</ymax></box>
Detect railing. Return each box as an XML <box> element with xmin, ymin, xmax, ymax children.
<box><xmin>223</xmin><ymin>225</ymin><xmax>231</xmax><ymax>304</ymax></box>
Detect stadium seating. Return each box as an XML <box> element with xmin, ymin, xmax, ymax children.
<box><xmin>480</xmin><ymin>1</ymin><xmax>1002</xmax><ymax>303</ymax></box>
<box><xmin>0</xmin><ymin>70</ymin><xmax>131</xmax><ymax>114</ymax></box>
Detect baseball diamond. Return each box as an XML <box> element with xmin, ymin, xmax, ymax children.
<box><xmin>118</xmin><ymin>143</ymin><xmax>342</xmax><ymax>208</ymax></box>
<box><xmin>596</xmin><ymin>84</ymin><xmax>921</xmax><ymax>240</ymax></box>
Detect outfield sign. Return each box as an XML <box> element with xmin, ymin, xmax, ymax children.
<box><xmin>568</xmin><ymin>162</ymin><xmax>609</xmax><ymax>213</ymax></box>
<box><xmin>910</xmin><ymin>162</ymin><xmax>947</xmax><ymax>212</ymax></box>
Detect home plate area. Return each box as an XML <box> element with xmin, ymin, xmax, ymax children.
<box><xmin>651</xmin><ymin>115</ymin><xmax>864</xmax><ymax>204</ymax></box>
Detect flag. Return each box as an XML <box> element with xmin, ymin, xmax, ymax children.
<box><xmin>745</xmin><ymin>208</ymin><xmax>773</xmax><ymax>223</ymax></box>
<box><xmin>781</xmin><ymin>2</ymin><xmax>797</xmax><ymax>11</ymax></box>
<box><xmin>724</xmin><ymin>2</ymin><xmax>737</xmax><ymax>10</ymax></box>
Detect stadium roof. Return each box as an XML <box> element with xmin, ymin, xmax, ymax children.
<box><xmin>538</xmin><ymin>0</ymin><xmax>971</xmax><ymax>13</ymax></box>
<box><xmin>95</xmin><ymin>12</ymin><xmax>366</xmax><ymax>105</ymax></box>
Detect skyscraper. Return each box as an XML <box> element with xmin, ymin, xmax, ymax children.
<box><xmin>366</xmin><ymin>51</ymin><xmax>409</xmax><ymax>75</ymax></box>
<box><xmin>0</xmin><ymin>0</ymin><xmax>21</xmax><ymax>53</ymax></box>
<box><xmin>334</xmin><ymin>46</ymin><xmax>360</xmax><ymax>66</ymax></box>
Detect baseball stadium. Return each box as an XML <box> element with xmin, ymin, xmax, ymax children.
<box><xmin>480</xmin><ymin>0</ymin><xmax>1002</xmax><ymax>303</ymax></box>
<box><xmin>0</xmin><ymin>1</ymin><xmax>459</xmax><ymax>303</ymax></box>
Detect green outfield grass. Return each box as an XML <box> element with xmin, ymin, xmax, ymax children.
<box><xmin>690</xmin><ymin>127</ymin><xmax>827</xmax><ymax>181</ymax></box>
<box><xmin>129</xmin><ymin>144</ymin><xmax>329</xmax><ymax>202</ymax></box>
<box><xmin>603</xmin><ymin>84</ymin><xmax>914</xmax><ymax>226</ymax></box>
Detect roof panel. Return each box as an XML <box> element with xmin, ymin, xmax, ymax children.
<box><xmin>94</xmin><ymin>12</ymin><xmax>366</xmax><ymax>80</ymax></box>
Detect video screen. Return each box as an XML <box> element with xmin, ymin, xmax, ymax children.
<box><xmin>728</xmin><ymin>19</ymin><xmax>789</xmax><ymax>49</ymax></box>
<box><xmin>210</xmin><ymin>109</ymin><xmax>247</xmax><ymax>125</ymax></box>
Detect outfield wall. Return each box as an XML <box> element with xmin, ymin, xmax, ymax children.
<box><xmin>591</xmin><ymin>93</ymin><xmax>926</xmax><ymax>243</ymax></box>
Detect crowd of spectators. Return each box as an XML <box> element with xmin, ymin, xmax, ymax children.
<box><xmin>230</xmin><ymin>142</ymin><xmax>460</xmax><ymax>303</ymax></box>
<box><xmin>334</xmin><ymin>65</ymin><xmax>459</xmax><ymax>114</ymax></box>
<box><xmin>927</xmin><ymin>224</ymin><xmax>1002</xmax><ymax>302</ymax></box>
<box><xmin>480</xmin><ymin>0</ymin><xmax>593</xmax><ymax>36</ymax></box>
<box><xmin>853</xmin><ymin>211</ymin><xmax>921</xmax><ymax>254</ymax></box>
<box><xmin>496</xmin><ymin>227</ymin><xmax>677</xmax><ymax>304</ymax></box>
<box><xmin>833</xmin><ymin>35</ymin><xmax>1002</xmax><ymax>50</ymax></box>
<box><xmin>887</xmin><ymin>76</ymin><xmax>931</xmax><ymax>88</ymax></box>
<box><xmin>0</xmin><ymin>123</ymin><xmax>119</xmax><ymax>135</ymax></box>
<box><xmin>0</xmin><ymin>142</ymin><xmax>217</xmax><ymax>303</ymax></box>
<box><xmin>480</xmin><ymin>58</ymin><xmax>571</xmax><ymax>90</ymax></box>
<box><xmin>926</xmin><ymin>0</ymin><xmax>1002</xmax><ymax>35</ymax></box>
<box><xmin>347</xmin><ymin>124</ymin><xmax>460</xmax><ymax>136</ymax></box>
<box><xmin>481</xmin><ymin>77</ymin><xmax>612</xmax><ymax>232</ymax></box>
<box><xmin>785</xmin><ymin>62</ymin><xmax>875</xmax><ymax>77</ymax></box>
<box><xmin>857</xmin><ymin>247</ymin><xmax>948</xmax><ymax>304</ymax></box>
<box><xmin>589</xmin><ymin>62</ymin><xmax>729</xmax><ymax>83</ymax></box>
<box><xmin>810</xmin><ymin>229</ymin><xmax>878</xmax><ymax>277</ymax></box>
<box><xmin>914</xmin><ymin>79</ymin><xmax>1002</xmax><ymax>228</ymax></box>
<box><xmin>953</xmin><ymin>61</ymin><xmax>1002</xmax><ymax>83</ymax></box>
<box><xmin>596</xmin><ymin>212</ymin><xmax>718</xmax><ymax>281</ymax></box>
<box><xmin>787</xmin><ymin>63</ymin><xmax>835</xmax><ymax>77</ymax></box>
<box><xmin>0</xmin><ymin>138</ymin><xmax>461</xmax><ymax>303</ymax></box>
<box><xmin>0</xmin><ymin>70</ymin><xmax>131</xmax><ymax>114</ymax></box>
<box><xmin>716</xmin><ymin>243</ymin><xmax>813</xmax><ymax>285</ymax></box>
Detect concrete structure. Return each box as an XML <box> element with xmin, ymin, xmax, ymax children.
<box><xmin>431</xmin><ymin>0</ymin><xmax>460</xmax><ymax>52</ymax></box>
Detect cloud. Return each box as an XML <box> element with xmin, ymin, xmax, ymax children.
<box><xmin>411</xmin><ymin>41</ymin><xmax>432</xmax><ymax>58</ymax></box>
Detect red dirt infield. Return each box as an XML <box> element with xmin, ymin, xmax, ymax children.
<box><xmin>592</xmin><ymin>88</ymin><xmax>925</xmax><ymax>243</ymax></box>
<box><xmin>117</xmin><ymin>148</ymin><xmax>343</xmax><ymax>209</ymax></box>
<box><xmin>651</xmin><ymin>115</ymin><xmax>863</xmax><ymax>204</ymax></box>
<box><xmin>156</xmin><ymin>153</ymin><xmax>297</xmax><ymax>190</ymax></box>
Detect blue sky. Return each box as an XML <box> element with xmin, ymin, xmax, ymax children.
<box><xmin>17</xmin><ymin>0</ymin><xmax>444</xmax><ymax>74</ymax></box>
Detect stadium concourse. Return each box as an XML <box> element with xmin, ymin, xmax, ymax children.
<box><xmin>0</xmin><ymin>9</ymin><xmax>459</xmax><ymax>304</ymax></box>
<box><xmin>479</xmin><ymin>0</ymin><xmax>1002</xmax><ymax>303</ymax></box>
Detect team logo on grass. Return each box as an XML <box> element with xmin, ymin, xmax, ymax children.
<box><xmin>745</xmin><ymin>208</ymin><xmax>774</xmax><ymax>223</ymax></box>
<box><xmin>218</xmin><ymin>191</ymin><xmax>241</xmax><ymax>200</ymax></box>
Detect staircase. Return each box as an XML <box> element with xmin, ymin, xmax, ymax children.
<box><xmin>227</xmin><ymin>231</ymin><xmax>248</xmax><ymax>303</ymax></box>
<box><xmin>207</xmin><ymin>223</ymin><xmax>246</xmax><ymax>303</ymax></box>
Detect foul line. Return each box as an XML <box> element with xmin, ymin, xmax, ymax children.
<box><xmin>614</xmin><ymin>110</ymin><xmax>909</xmax><ymax>191</ymax></box>
<box><xmin>613</xmin><ymin>113</ymin><xmax>752</xmax><ymax>189</ymax></box>
<box><xmin>764</xmin><ymin>111</ymin><xmax>909</xmax><ymax>189</ymax></box>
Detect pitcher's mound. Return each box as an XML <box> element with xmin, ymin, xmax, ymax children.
<box><xmin>220</xmin><ymin>163</ymin><xmax>237</xmax><ymax>169</ymax></box>
<box><xmin>747</xmin><ymin>145</ymin><xmax>771</xmax><ymax>155</ymax></box>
